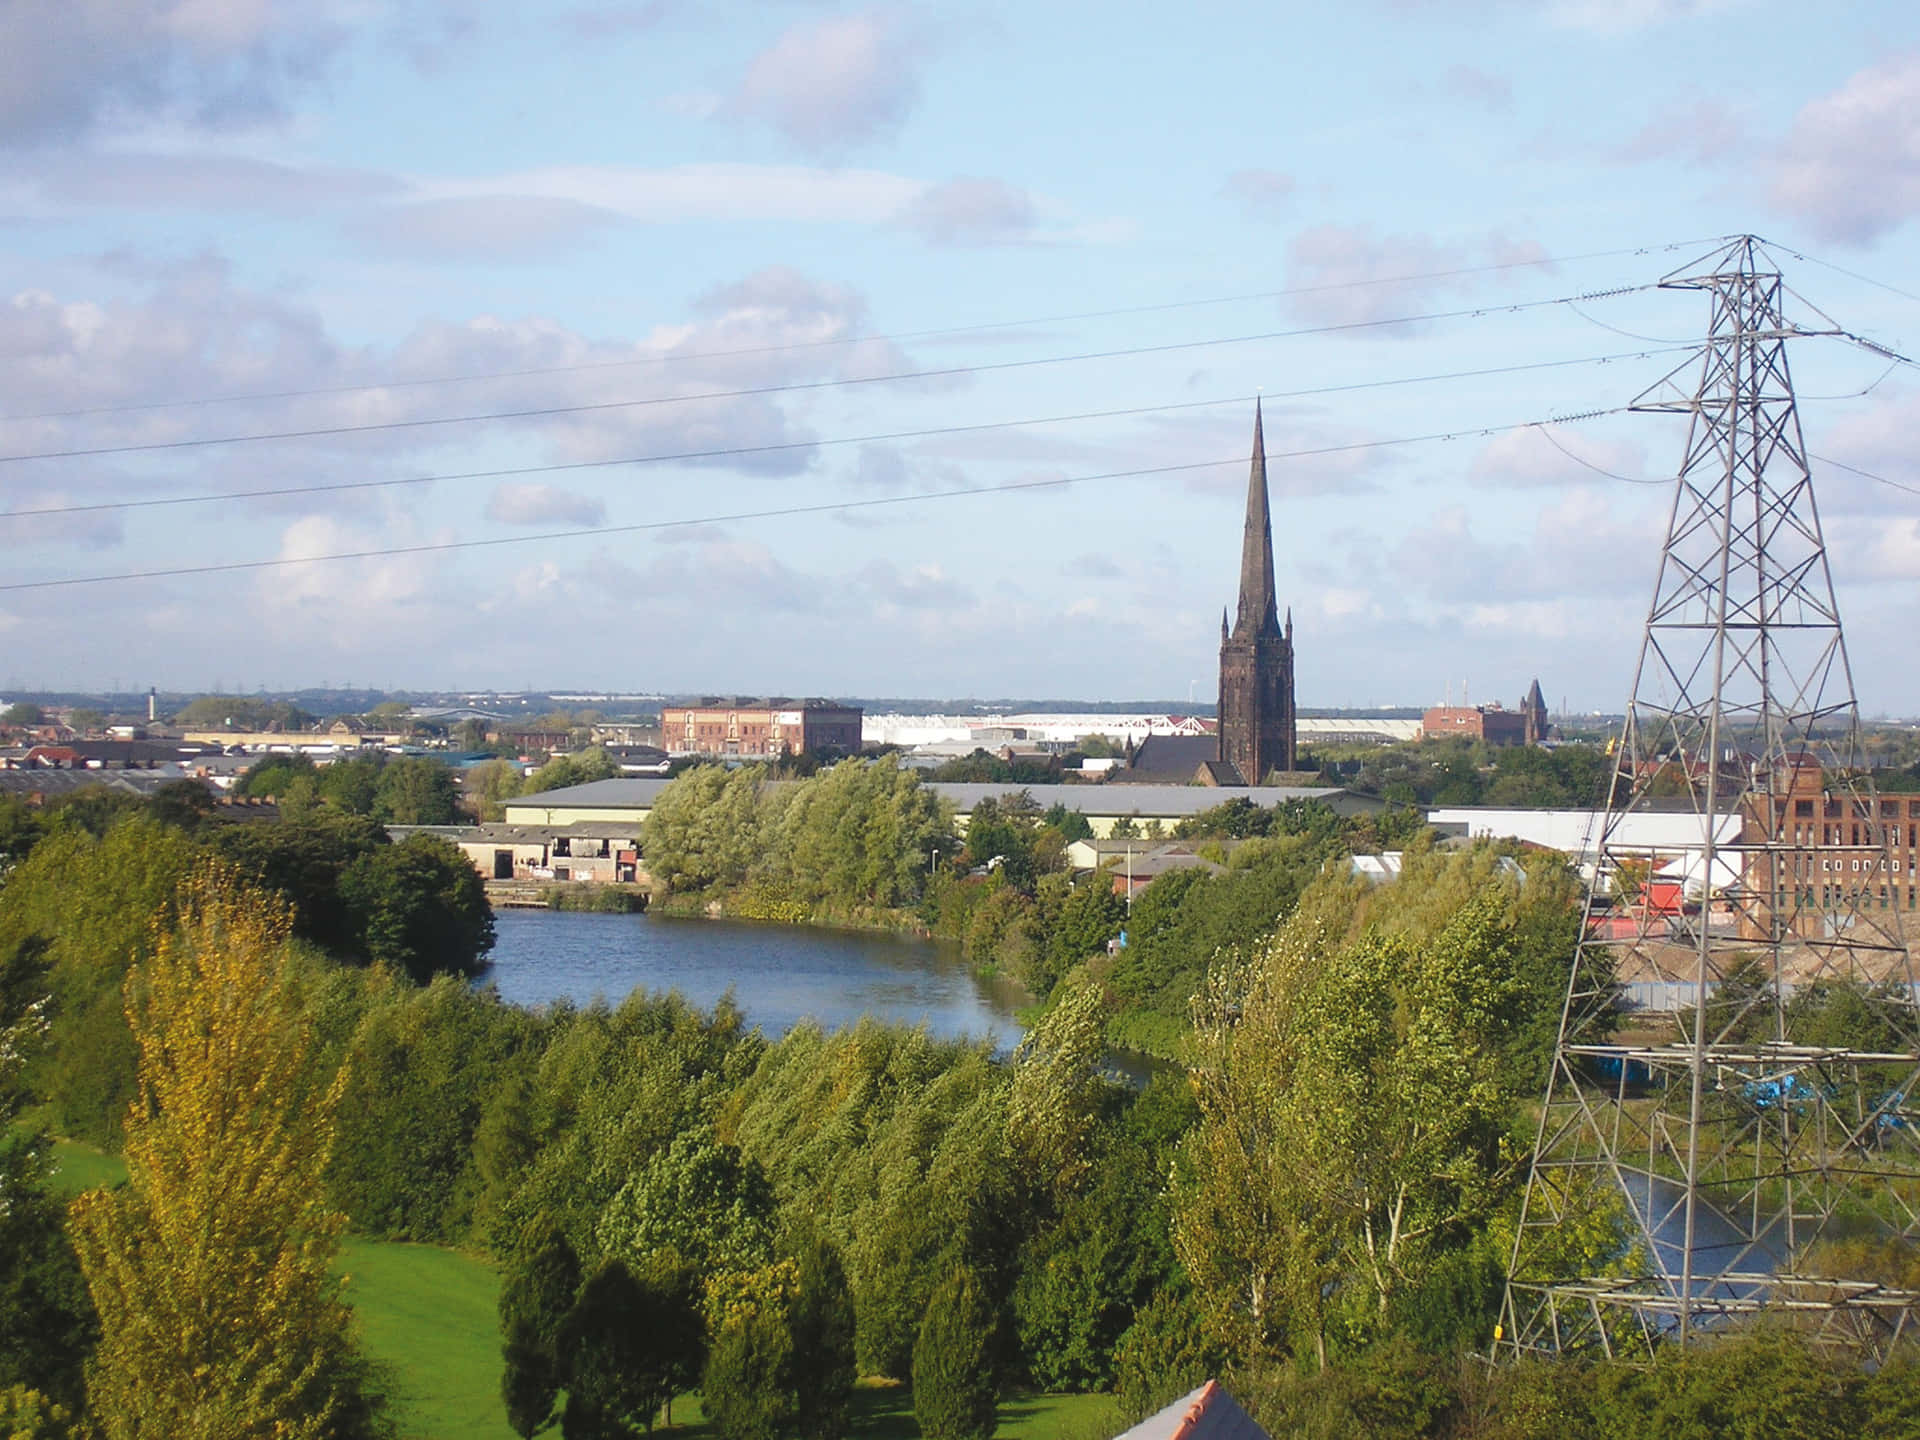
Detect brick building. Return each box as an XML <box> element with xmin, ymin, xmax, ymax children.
<box><xmin>662</xmin><ymin>698</ymin><xmax>863</xmax><ymax>759</ymax></box>
<box><xmin>1421</xmin><ymin>704</ymin><xmax>1528</xmax><ymax>745</ymax></box>
<box><xmin>1741</xmin><ymin>756</ymin><xmax>1920</xmax><ymax>938</ymax></box>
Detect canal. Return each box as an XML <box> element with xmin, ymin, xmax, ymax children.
<box><xmin>481</xmin><ymin>908</ymin><xmax>1024</xmax><ymax>1049</ymax></box>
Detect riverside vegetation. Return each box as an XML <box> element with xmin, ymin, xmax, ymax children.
<box><xmin>2</xmin><ymin>769</ymin><xmax>1919</xmax><ymax>1437</ymax></box>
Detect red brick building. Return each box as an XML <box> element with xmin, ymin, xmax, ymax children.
<box><xmin>1421</xmin><ymin>704</ymin><xmax>1528</xmax><ymax>746</ymax></box>
<box><xmin>662</xmin><ymin>699</ymin><xmax>863</xmax><ymax>759</ymax></box>
<box><xmin>1741</xmin><ymin>756</ymin><xmax>1920</xmax><ymax>938</ymax></box>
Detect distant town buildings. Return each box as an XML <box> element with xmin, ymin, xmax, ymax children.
<box><xmin>1421</xmin><ymin>679</ymin><xmax>1553</xmax><ymax>747</ymax></box>
<box><xmin>1216</xmin><ymin>401</ymin><xmax>1297</xmax><ymax>785</ymax></box>
<box><xmin>662</xmin><ymin>699</ymin><xmax>862</xmax><ymax>759</ymax></box>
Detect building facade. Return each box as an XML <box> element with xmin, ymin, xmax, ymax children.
<box><xmin>1217</xmin><ymin>401</ymin><xmax>1296</xmax><ymax>784</ymax></box>
<box><xmin>662</xmin><ymin>699</ymin><xmax>863</xmax><ymax>758</ymax></box>
<box><xmin>1741</xmin><ymin>757</ymin><xmax>1920</xmax><ymax>938</ymax></box>
<box><xmin>1421</xmin><ymin>705</ymin><xmax>1528</xmax><ymax>745</ymax></box>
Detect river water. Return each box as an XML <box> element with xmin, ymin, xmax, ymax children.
<box><xmin>481</xmin><ymin>908</ymin><xmax>1024</xmax><ymax>1049</ymax></box>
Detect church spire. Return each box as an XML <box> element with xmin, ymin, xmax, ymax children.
<box><xmin>1233</xmin><ymin>398</ymin><xmax>1282</xmax><ymax>639</ymax></box>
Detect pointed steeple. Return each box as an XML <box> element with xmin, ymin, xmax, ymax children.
<box><xmin>1221</xmin><ymin>607</ymin><xmax>1229</xmax><ymax>642</ymax></box>
<box><xmin>1233</xmin><ymin>398</ymin><xmax>1283</xmax><ymax>639</ymax></box>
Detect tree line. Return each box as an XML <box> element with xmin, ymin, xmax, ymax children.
<box><xmin>5</xmin><ymin>776</ymin><xmax>1920</xmax><ymax>1436</ymax></box>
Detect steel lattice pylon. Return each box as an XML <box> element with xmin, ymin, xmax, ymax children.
<box><xmin>1499</xmin><ymin>237</ymin><xmax>1920</xmax><ymax>1361</ymax></box>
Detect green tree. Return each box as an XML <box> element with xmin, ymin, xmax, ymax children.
<box><xmin>1</xmin><ymin>703</ymin><xmax>45</xmax><ymax>727</ymax></box>
<box><xmin>912</xmin><ymin>1267</ymin><xmax>998</xmax><ymax>1440</ymax></box>
<box><xmin>374</xmin><ymin>756</ymin><xmax>461</xmax><ymax>825</ymax></box>
<box><xmin>642</xmin><ymin>767</ymin><xmax>768</xmax><ymax>894</ymax></box>
<box><xmin>562</xmin><ymin>1257</ymin><xmax>698</xmax><ymax>1440</ymax></box>
<box><xmin>702</xmin><ymin>1263</ymin><xmax>801</xmax><ymax>1440</ymax></box>
<box><xmin>0</xmin><ymin>934</ymin><xmax>94</xmax><ymax>1410</ymax></box>
<box><xmin>596</xmin><ymin>1133</ymin><xmax>777</xmax><ymax>1278</ymax></box>
<box><xmin>468</xmin><ymin>758</ymin><xmax>528</xmax><ymax>820</ymax></box>
<box><xmin>789</xmin><ymin>1231</ymin><xmax>857</xmax><ymax>1440</ymax></box>
<box><xmin>68</xmin><ymin>866</ymin><xmax>384</xmax><ymax>1439</ymax></box>
<box><xmin>338</xmin><ymin>833</ymin><xmax>495</xmax><ymax>982</ymax></box>
<box><xmin>499</xmin><ymin>1215</ymin><xmax>580</xmax><ymax>1439</ymax></box>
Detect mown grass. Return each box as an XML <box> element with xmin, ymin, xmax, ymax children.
<box><xmin>35</xmin><ymin>1136</ymin><xmax>1120</xmax><ymax>1440</ymax></box>
<box><xmin>339</xmin><ymin>1240</ymin><xmax>517</xmax><ymax>1440</ymax></box>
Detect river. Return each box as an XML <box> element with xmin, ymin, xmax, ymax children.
<box><xmin>481</xmin><ymin>908</ymin><xmax>1024</xmax><ymax>1049</ymax></box>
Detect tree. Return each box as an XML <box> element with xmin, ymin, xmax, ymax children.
<box><xmin>912</xmin><ymin>1267</ymin><xmax>998</xmax><ymax>1440</ymax></box>
<box><xmin>595</xmin><ymin>1133</ymin><xmax>777</xmax><ymax>1278</ymax></box>
<box><xmin>561</xmin><ymin>1257</ymin><xmax>698</xmax><ymax>1440</ymax></box>
<box><xmin>1</xmin><ymin>703</ymin><xmax>44</xmax><ymax>727</ymax></box>
<box><xmin>702</xmin><ymin>1263</ymin><xmax>801</xmax><ymax>1440</ymax></box>
<box><xmin>0</xmin><ymin>934</ymin><xmax>94</xmax><ymax>1410</ymax></box>
<box><xmin>468</xmin><ymin>758</ymin><xmax>527</xmax><ymax>821</ymax></box>
<box><xmin>375</xmin><ymin>757</ymin><xmax>461</xmax><ymax>825</ymax></box>
<box><xmin>67</xmin><ymin>865</ymin><xmax>383</xmax><ymax>1439</ymax></box>
<box><xmin>499</xmin><ymin>1216</ymin><xmax>581</xmax><ymax>1439</ymax></box>
<box><xmin>789</xmin><ymin>1232</ymin><xmax>857</xmax><ymax>1440</ymax></box>
<box><xmin>339</xmin><ymin>833</ymin><xmax>495</xmax><ymax>983</ymax></box>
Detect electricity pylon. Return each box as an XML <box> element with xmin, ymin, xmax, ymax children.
<box><xmin>1499</xmin><ymin>236</ymin><xmax>1920</xmax><ymax>1359</ymax></box>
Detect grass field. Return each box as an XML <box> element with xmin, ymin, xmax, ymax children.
<box><xmin>36</xmin><ymin>1135</ymin><xmax>1120</xmax><ymax>1439</ymax></box>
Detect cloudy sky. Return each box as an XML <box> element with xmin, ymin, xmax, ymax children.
<box><xmin>3</xmin><ymin>1</ymin><xmax>1920</xmax><ymax>712</ymax></box>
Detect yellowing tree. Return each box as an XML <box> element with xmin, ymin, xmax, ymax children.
<box><xmin>69</xmin><ymin>866</ymin><xmax>380</xmax><ymax>1440</ymax></box>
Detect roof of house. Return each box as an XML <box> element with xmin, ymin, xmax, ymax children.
<box><xmin>1116</xmin><ymin>1381</ymin><xmax>1270</xmax><ymax>1440</ymax></box>
<box><xmin>1116</xmin><ymin>734</ymin><xmax>1218</xmax><ymax>781</ymax></box>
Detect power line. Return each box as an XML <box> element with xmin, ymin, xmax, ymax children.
<box><xmin>1810</xmin><ymin>452</ymin><xmax>1920</xmax><ymax>500</ymax></box>
<box><xmin>4</xmin><ymin>345</ymin><xmax>1695</xmax><ymax>520</ymax></box>
<box><xmin>0</xmin><ymin>285</ymin><xmax>1662</xmax><ymax>466</ymax></box>
<box><xmin>0</xmin><ymin>408</ymin><xmax>1631</xmax><ymax>593</ymax></box>
<box><xmin>0</xmin><ymin>237</ymin><xmax>1725</xmax><ymax>426</ymax></box>
<box><xmin>1755</xmin><ymin>235</ymin><xmax>1920</xmax><ymax>308</ymax></box>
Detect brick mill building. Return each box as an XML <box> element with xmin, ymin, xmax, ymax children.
<box><xmin>662</xmin><ymin>698</ymin><xmax>863</xmax><ymax>759</ymax></box>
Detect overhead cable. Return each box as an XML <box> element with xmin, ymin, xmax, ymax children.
<box><xmin>0</xmin><ymin>286</ymin><xmax>1665</xmax><ymax>465</ymax></box>
<box><xmin>0</xmin><ymin>408</ymin><xmax>1635</xmax><ymax>593</ymax></box>
<box><xmin>2</xmin><ymin>236</ymin><xmax>1728</xmax><ymax>425</ymax></box>
<box><xmin>4</xmin><ymin>345</ymin><xmax>1697</xmax><ymax>519</ymax></box>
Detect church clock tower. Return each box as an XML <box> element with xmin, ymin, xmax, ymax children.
<box><xmin>1218</xmin><ymin>400</ymin><xmax>1296</xmax><ymax>784</ymax></box>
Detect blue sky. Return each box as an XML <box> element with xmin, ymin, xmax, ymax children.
<box><xmin>3</xmin><ymin>0</ymin><xmax>1920</xmax><ymax>712</ymax></box>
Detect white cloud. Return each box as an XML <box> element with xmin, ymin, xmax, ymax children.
<box><xmin>1772</xmin><ymin>52</ymin><xmax>1920</xmax><ymax>244</ymax></box>
<box><xmin>1283</xmin><ymin>225</ymin><xmax>1474</xmax><ymax>328</ymax></box>
<box><xmin>486</xmin><ymin>484</ymin><xmax>607</xmax><ymax>528</ymax></box>
<box><xmin>1614</xmin><ymin>99</ymin><xmax>1745</xmax><ymax>167</ymax></box>
<box><xmin>1468</xmin><ymin>424</ymin><xmax>1653</xmax><ymax>489</ymax></box>
<box><xmin>0</xmin><ymin>0</ymin><xmax>351</xmax><ymax>144</ymax></box>
<box><xmin>897</xmin><ymin>177</ymin><xmax>1036</xmax><ymax>246</ymax></box>
<box><xmin>417</xmin><ymin>162</ymin><xmax>926</xmax><ymax>225</ymax></box>
<box><xmin>349</xmin><ymin>195</ymin><xmax>622</xmax><ymax>262</ymax></box>
<box><xmin>730</xmin><ymin>7</ymin><xmax>923</xmax><ymax>151</ymax></box>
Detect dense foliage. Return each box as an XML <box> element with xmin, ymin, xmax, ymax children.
<box><xmin>644</xmin><ymin>759</ymin><xmax>951</xmax><ymax>919</ymax></box>
<box><xmin>6</xmin><ymin>776</ymin><xmax>1920</xmax><ymax>1437</ymax></box>
<box><xmin>1327</xmin><ymin>738</ymin><xmax>1610</xmax><ymax>808</ymax></box>
<box><xmin>68</xmin><ymin>867</ymin><xmax>386</xmax><ymax>1439</ymax></box>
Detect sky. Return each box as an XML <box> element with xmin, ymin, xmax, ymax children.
<box><xmin>3</xmin><ymin>1</ymin><xmax>1920</xmax><ymax>713</ymax></box>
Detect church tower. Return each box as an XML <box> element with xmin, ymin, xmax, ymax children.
<box><xmin>1218</xmin><ymin>400</ymin><xmax>1296</xmax><ymax>784</ymax></box>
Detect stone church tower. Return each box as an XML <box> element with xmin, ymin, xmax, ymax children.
<box><xmin>1218</xmin><ymin>401</ymin><xmax>1296</xmax><ymax>784</ymax></box>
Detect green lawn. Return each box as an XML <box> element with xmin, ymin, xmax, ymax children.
<box><xmin>32</xmin><ymin>1136</ymin><xmax>1121</xmax><ymax>1440</ymax></box>
<box><xmin>47</xmin><ymin>1137</ymin><xmax>127</xmax><ymax>1195</ymax></box>
<box><xmin>339</xmin><ymin>1240</ymin><xmax>517</xmax><ymax>1440</ymax></box>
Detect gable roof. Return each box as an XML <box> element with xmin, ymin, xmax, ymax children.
<box><xmin>1115</xmin><ymin>1381</ymin><xmax>1270</xmax><ymax>1440</ymax></box>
